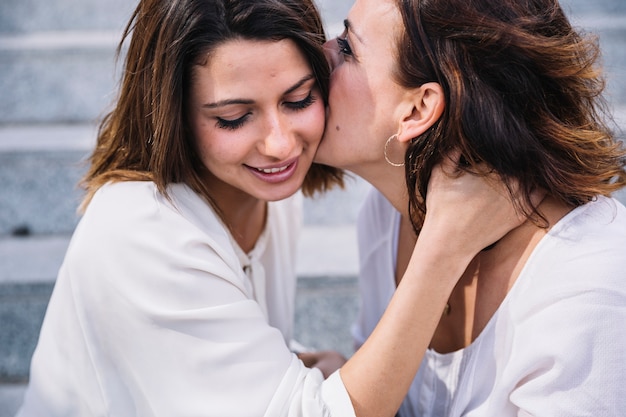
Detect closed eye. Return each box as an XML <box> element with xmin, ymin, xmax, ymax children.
<box><xmin>216</xmin><ymin>113</ymin><xmax>250</xmax><ymax>130</ymax></box>
<box><xmin>337</xmin><ymin>37</ymin><xmax>353</xmax><ymax>57</ymax></box>
<box><xmin>285</xmin><ymin>92</ymin><xmax>317</xmax><ymax>111</ymax></box>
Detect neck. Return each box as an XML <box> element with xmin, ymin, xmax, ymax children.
<box><xmin>220</xmin><ymin>198</ymin><xmax>266</xmax><ymax>254</ymax></box>
<box><xmin>431</xmin><ymin>194</ymin><xmax>573</xmax><ymax>352</ymax></box>
<box><xmin>473</xmin><ymin>195</ymin><xmax>573</xmax><ymax>317</ymax></box>
<box><xmin>203</xmin><ymin>173</ymin><xmax>267</xmax><ymax>253</ymax></box>
<box><xmin>482</xmin><ymin>195</ymin><xmax>572</xmax><ymax>265</ymax></box>
<box><xmin>349</xmin><ymin>160</ymin><xmax>410</xmax><ymax>218</ymax></box>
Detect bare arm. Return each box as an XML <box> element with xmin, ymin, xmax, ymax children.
<box><xmin>340</xmin><ymin>156</ymin><xmax>531</xmax><ymax>417</ymax></box>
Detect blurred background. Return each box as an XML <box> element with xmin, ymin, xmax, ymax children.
<box><xmin>0</xmin><ymin>0</ymin><xmax>624</xmax><ymax>414</ymax></box>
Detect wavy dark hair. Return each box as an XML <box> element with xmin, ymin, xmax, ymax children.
<box><xmin>394</xmin><ymin>0</ymin><xmax>626</xmax><ymax>232</ymax></box>
<box><xmin>80</xmin><ymin>0</ymin><xmax>343</xmax><ymax>210</ymax></box>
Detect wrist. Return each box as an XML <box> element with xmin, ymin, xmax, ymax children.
<box><xmin>407</xmin><ymin>227</ymin><xmax>476</xmax><ymax>289</ymax></box>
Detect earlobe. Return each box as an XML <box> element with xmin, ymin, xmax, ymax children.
<box><xmin>396</xmin><ymin>82</ymin><xmax>444</xmax><ymax>143</ymax></box>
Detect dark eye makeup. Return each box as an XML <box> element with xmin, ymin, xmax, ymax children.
<box><xmin>216</xmin><ymin>114</ymin><xmax>249</xmax><ymax>130</ymax></box>
<box><xmin>285</xmin><ymin>92</ymin><xmax>317</xmax><ymax>110</ymax></box>
<box><xmin>337</xmin><ymin>37</ymin><xmax>353</xmax><ymax>57</ymax></box>
<box><xmin>215</xmin><ymin>91</ymin><xmax>317</xmax><ymax>130</ymax></box>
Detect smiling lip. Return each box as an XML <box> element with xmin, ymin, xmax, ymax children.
<box><xmin>246</xmin><ymin>158</ymin><xmax>299</xmax><ymax>184</ymax></box>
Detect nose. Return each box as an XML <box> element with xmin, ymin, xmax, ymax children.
<box><xmin>261</xmin><ymin>114</ymin><xmax>296</xmax><ymax>160</ymax></box>
<box><xmin>323</xmin><ymin>38</ymin><xmax>340</xmax><ymax>70</ymax></box>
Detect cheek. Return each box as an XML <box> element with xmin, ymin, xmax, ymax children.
<box><xmin>299</xmin><ymin>102</ymin><xmax>326</xmax><ymax>144</ymax></box>
<box><xmin>189</xmin><ymin>113</ymin><xmax>212</xmax><ymax>152</ymax></box>
<box><xmin>191</xmin><ymin>124</ymin><xmax>214</xmax><ymax>159</ymax></box>
<box><xmin>192</xmin><ymin>124</ymin><xmax>234</xmax><ymax>169</ymax></box>
<box><xmin>331</xmin><ymin>67</ymin><xmax>357</xmax><ymax>101</ymax></box>
<box><xmin>330</xmin><ymin>70</ymin><xmax>371</xmax><ymax>126</ymax></box>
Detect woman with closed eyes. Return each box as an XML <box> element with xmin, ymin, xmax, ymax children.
<box><xmin>317</xmin><ymin>0</ymin><xmax>626</xmax><ymax>415</ymax></box>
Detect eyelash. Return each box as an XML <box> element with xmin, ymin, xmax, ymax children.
<box><xmin>337</xmin><ymin>37</ymin><xmax>353</xmax><ymax>56</ymax></box>
<box><xmin>286</xmin><ymin>92</ymin><xmax>316</xmax><ymax>111</ymax></box>
<box><xmin>216</xmin><ymin>114</ymin><xmax>249</xmax><ymax>130</ymax></box>
<box><xmin>215</xmin><ymin>92</ymin><xmax>317</xmax><ymax>130</ymax></box>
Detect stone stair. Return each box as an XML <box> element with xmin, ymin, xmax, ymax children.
<box><xmin>0</xmin><ymin>0</ymin><xmax>625</xmax><ymax>415</ymax></box>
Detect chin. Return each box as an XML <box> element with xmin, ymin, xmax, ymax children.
<box><xmin>263</xmin><ymin>180</ymin><xmax>302</xmax><ymax>202</ymax></box>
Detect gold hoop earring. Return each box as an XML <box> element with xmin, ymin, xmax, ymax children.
<box><xmin>384</xmin><ymin>134</ymin><xmax>405</xmax><ymax>167</ymax></box>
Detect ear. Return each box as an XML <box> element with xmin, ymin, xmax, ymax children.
<box><xmin>396</xmin><ymin>82</ymin><xmax>444</xmax><ymax>143</ymax></box>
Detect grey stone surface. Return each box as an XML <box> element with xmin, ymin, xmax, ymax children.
<box><xmin>0</xmin><ymin>0</ymin><xmax>135</xmax><ymax>34</ymax></box>
<box><xmin>294</xmin><ymin>276</ymin><xmax>359</xmax><ymax>358</ymax></box>
<box><xmin>0</xmin><ymin>384</ymin><xmax>25</xmax><ymax>417</ymax></box>
<box><xmin>568</xmin><ymin>18</ymin><xmax>626</xmax><ymax>108</ymax></box>
<box><xmin>0</xmin><ymin>236</ymin><xmax>69</xmax><ymax>284</ymax></box>
<box><xmin>302</xmin><ymin>175</ymin><xmax>370</xmax><ymax>226</ymax></box>
<box><xmin>562</xmin><ymin>0</ymin><xmax>626</xmax><ymax>14</ymax></box>
<box><xmin>0</xmin><ymin>41</ymin><xmax>120</xmax><ymax>124</ymax></box>
<box><xmin>0</xmin><ymin>283</ymin><xmax>52</xmax><ymax>381</ymax></box>
<box><xmin>0</xmin><ymin>148</ymin><xmax>87</xmax><ymax>236</ymax></box>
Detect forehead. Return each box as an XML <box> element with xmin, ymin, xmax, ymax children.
<box><xmin>189</xmin><ymin>38</ymin><xmax>313</xmax><ymax>100</ymax></box>
<box><xmin>206</xmin><ymin>38</ymin><xmax>309</xmax><ymax>78</ymax></box>
<box><xmin>349</xmin><ymin>0</ymin><xmax>401</xmax><ymax>41</ymax></box>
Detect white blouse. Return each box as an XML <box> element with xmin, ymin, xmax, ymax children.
<box><xmin>354</xmin><ymin>188</ymin><xmax>626</xmax><ymax>417</ymax></box>
<box><xmin>17</xmin><ymin>181</ymin><xmax>353</xmax><ymax>417</ymax></box>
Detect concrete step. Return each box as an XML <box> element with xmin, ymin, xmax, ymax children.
<box><xmin>0</xmin><ymin>0</ymin><xmax>135</xmax><ymax>34</ymax></box>
<box><xmin>0</xmin><ymin>383</ymin><xmax>24</xmax><ymax>417</ymax></box>
<box><xmin>0</xmin><ymin>0</ymin><xmax>352</xmax><ymax>35</ymax></box>
<box><xmin>0</xmin><ymin>0</ymin><xmax>621</xmax><ymax>35</ymax></box>
<box><xmin>571</xmin><ymin>15</ymin><xmax>626</xmax><ymax>107</ymax></box>
<box><xmin>0</xmin><ymin>32</ymin><xmax>120</xmax><ymax>124</ymax></box>
<box><xmin>562</xmin><ymin>0</ymin><xmax>626</xmax><ymax>14</ymax></box>
<box><xmin>0</xmin><ymin>125</ymin><xmax>93</xmax><ymax>236</ymax></box>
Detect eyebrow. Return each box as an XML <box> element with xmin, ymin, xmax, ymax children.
<box><xmin>203</xmin><ymin>74</ymin><xmax>316</xmax><ymax>109</ymax></box>
<box><xmin>203</xmin><ymin>98</ymin><xmax>254</xmax><ymax>109</ymax></box>
<box><xmin>343</xmin><ymin>19</ymin><xmax>363</xmax><ymax>43</ymax></box>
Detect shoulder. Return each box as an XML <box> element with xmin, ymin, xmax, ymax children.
<box><xmin>83</xmin><ymin>181</ymin><xmax>214</xmax><ymax>234</ymax></box>
<box><xmin>539</xmin><ymin>196</ymin><xmax>626</xmax><ymax>276</ymax></box>
<box><xmin>559</xmin><ymin>196</ymin><xmax>626</xmax><ymax>238</ymax></box>
<box><xmin>65</xmin><ymin>181</ymin><xmax>248</xmax><ymax>299</ymax></box>
<box><xmin>506</xmin><ymin>196</ymin><xmax>626</xmax><ymax>322</ymax></box>
<box><xmin>80</xmin><ymin>181</ymin><xmax>161</xmax><ymax>237</ymax></box>
<box><xmin>88</xmin><ymin>181</ymin><xmax>156</xmax><ymax>212</ymax></box>
<box><xmin>73</xmin><ymin>181</ymin><xmax>234</xmax><ymax>266</ymax></box>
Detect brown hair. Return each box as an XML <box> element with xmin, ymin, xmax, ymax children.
<box><xmin>394</xmin><ymin>0</ymin><xmax>626</xmax><ymax>232</ymax></box>
<box><xmin>80</xmin><ymin>0</ymin><xmax>343</xmax><ymax>211</ymax></box>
